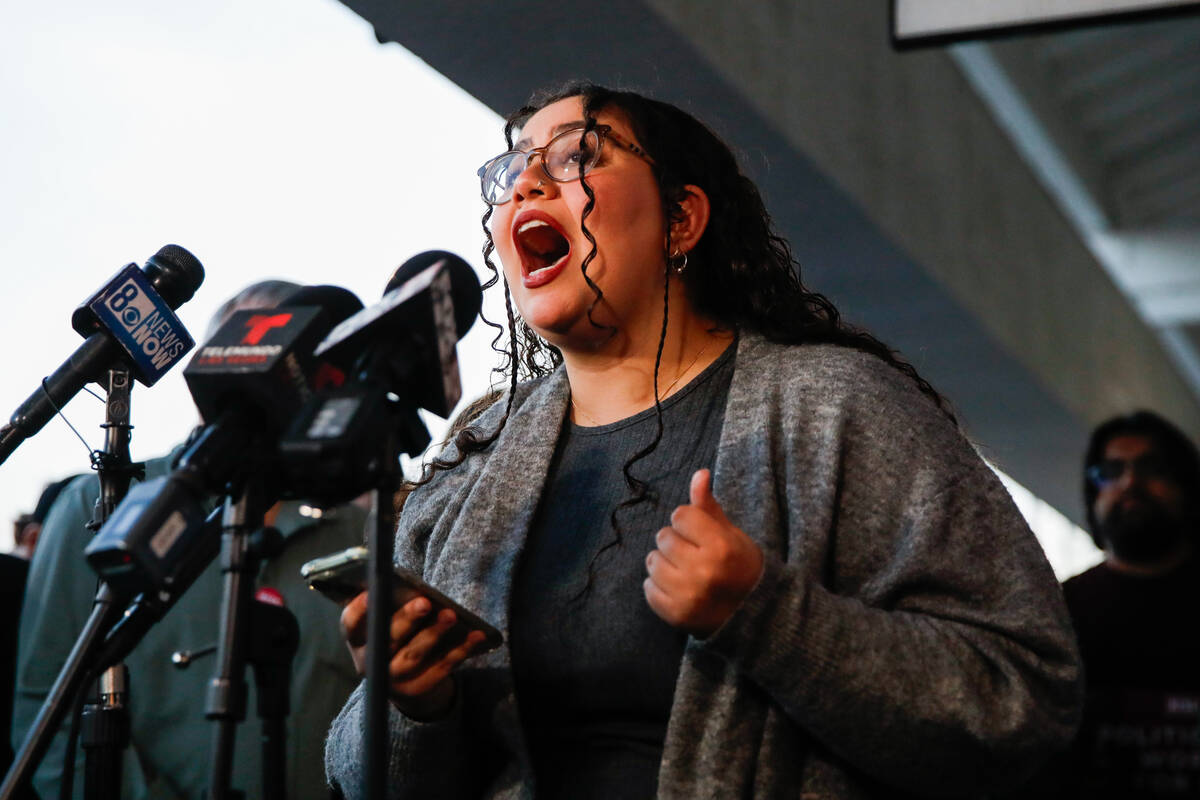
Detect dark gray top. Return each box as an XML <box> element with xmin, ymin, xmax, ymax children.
<box><xmin>325</xmin><ymin>333</ymin><xmax>1082</xmax><ymax>800</ymax></box>
<box><xmin>510</xmin><ymin>343</ymin><xmax>735</xmax><ymax>798</ymax></box>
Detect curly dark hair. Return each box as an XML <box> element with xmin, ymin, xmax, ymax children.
<box><xmin>419</xmin><ymin>81</ymin><xmax>952</xmax><ymax>488</ymax></box>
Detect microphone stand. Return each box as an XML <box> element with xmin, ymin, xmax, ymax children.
<box><xmin>0</xmin><ymin>588</ymin><xmax>121</xmax><ymax>800</ymax></box>
<box><xmin>0</xmin><ymin>336</ymin><xmax>124</xmax><ymax>466</ymax></box>
<box><xmin>248</xmin><ymin>597</ymin><xmax>299</xmax><ymax>800</ymax></box>
<box><xmin>81</xmin><ymin>366</ymin><xmax>143</xmax><ymax>800</ymax></box>
<box><xmin>205</xmin><ymin>480</ymin><xmax>298</xmax><ymax>800</ymax></box>
<box><xmin>0</xmin><ymin>367</ymin><xmax>142</xmax><ymax>800</ymax></box>
<box><xmin>364</xmin><ymin>428</ymin><xmax>401</xmax><ymax>800</ymax></box>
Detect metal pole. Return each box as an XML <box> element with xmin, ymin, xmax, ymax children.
<box><xmin>364</xmin><ymin>433</ymin><xmax>399</xmax><ymax>800</ymax></box>
<box><xmin>82</xmin><ymin>366</ymin><xmax>141</xmax><ymax>800</ymax></box>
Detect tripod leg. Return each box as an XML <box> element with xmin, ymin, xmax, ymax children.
<box><xmin>248</xmin><ymin>601</ymin><xmax>298</xmax><ymax>800</ymax></box>
<box><xmin>205</xmin><ymin>499</ymin><xmax>258</xmax><ymax>800</ymax></box>
<box><xmin>1</xmin><ymin>587</ymin><xmax>121</xmax><ymax>800</ymax></box>
<box><xmin>80</xmin><ymin>666</ymin><xmax>129</xmax><ymax>800</ymax></box>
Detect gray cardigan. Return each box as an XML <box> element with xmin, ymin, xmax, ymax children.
<box><xmin>326</xmin><ymin>334</ymin><xmax>1082</xmax><ymax>799</ymax></box>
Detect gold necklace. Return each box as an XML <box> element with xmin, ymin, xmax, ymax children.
<box><xmin>660</xmin><ymin>337</ymin><xmax>714</xmax><ymax>398</ymax></box>
<box><xmin>570</xmin><ymin>398</ymin><xmax>601</xmax><ymax>426</ymax></box>
<box><xmin>569</xmin><ymin>338</ymin><xmax>715</xmax><ymax>426</ymax></box>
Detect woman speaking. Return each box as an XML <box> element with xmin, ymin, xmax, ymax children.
<box><xmin>325</xmin><ymin>83</ymin><xmax>1081</xmax><ymax>799</ymax></box>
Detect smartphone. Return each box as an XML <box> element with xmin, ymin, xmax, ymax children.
<box><xmin>300</xmin><ymin>545</ymin><xmax>503</xmax><ymax>653</ymax></box>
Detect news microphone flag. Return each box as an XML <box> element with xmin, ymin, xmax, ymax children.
<box><xmin>74</xmin><ymin>263</ymin><xmax>195</xmax><ymax>385</ymax></box>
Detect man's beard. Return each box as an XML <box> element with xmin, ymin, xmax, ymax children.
<box><xmin>1098</xmin><ymin>495</ymin><xmax>1193</xmax><ymax>565</ymax></box>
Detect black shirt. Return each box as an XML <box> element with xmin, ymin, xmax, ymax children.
<box><xmin>1057</xmin><ymin>558</ymin><xmax>1200</xmax><ymax>798</ymax></box>
<box><xmin>510</xmin><ymin>343</ymin><xmax>736</xmax><ymax>799</ymax></box>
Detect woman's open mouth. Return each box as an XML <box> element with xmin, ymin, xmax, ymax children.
<box><xmin>513</xmin><ymin>212</ymin><xmax>572</xmax><ymax>288</ymax></box>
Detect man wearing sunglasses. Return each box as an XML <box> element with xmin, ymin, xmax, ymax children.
<box><xmin>1053</xmin><ymin>411</ymin><xmax>1200</xmax><ymax>796</ymax></box>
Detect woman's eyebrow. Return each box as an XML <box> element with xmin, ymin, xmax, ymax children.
<box><xmin>513</xmin><ymin>120</ymin><xmax>588</xmax><ymax>150</ymax></box>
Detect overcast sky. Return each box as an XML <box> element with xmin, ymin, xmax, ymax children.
<box><xmin>0</xmin><ymin>0</ymin><xmax>506</xmax><ymax>540</ymax></box>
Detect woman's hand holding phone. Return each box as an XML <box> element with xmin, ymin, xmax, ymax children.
<box><xmin>339</xmin><ymin>591</ymin><xmax>489</xmax><ymax>720</ymax></box>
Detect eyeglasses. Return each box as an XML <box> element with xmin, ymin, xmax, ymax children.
<box><xmin>1086</xmin><ymin>454</ymin><xmax>1172</xmax><ymax>487</ymax></box>
<box><xmin>477</xmin><ymin>124</ymin><xmax>655</xmax><ymax>205</ymax></box>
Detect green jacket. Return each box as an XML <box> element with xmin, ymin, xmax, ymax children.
<box><xmin>12</xmin><ymin>453</ymin><xmax>364</xmax><ymax>799</ymax></box>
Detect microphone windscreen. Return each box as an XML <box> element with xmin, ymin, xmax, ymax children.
<box><xmin>282</xmin><ymin>285</ymin><xmax>365</xmax><ymax>330</ymax></box>
<box><xmin>145</xmin><ymin>244</ymin><xmax>205</xmax><ymax>309</ymax></box>
<box><xmin>384</xmin><ymin>251</ymin><xmax>481</xmax><ymax>339</ymax></box>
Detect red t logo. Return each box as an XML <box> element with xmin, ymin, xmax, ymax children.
<box><xmin>242</xmin><ymin>313</ymin><xmax>292</xmax><ymax>345</ymax></box>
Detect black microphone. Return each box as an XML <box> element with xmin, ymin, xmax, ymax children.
<box><xmin>184</xmin><ymin>285</ymin><xmax>362</xmax><ymax>428</ymax></box>
<box><xmin>278</xmin><ymin>252</ymin><xmax>482</xmax><ymax>504</ymax></box>
<box><xmin>0</xmin><ymin>245</ymin><xmax>205</xmax><ymax>465</ymax></box>
<box><xmin>382</xmin><ymin>249</ymin><xmax>482</xmax><ymax>338</ymax></box>
<box><xmin>317</xmin><ymin>250</ymin><xmax>482</xmax><ymax>417</ymax></box>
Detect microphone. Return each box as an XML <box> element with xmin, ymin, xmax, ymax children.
<box><xmin>184</xmin><ymin>284</ymin><xmax>363</xmax><ymax>432</ymax></box>
<box><xmin>279</xmin><ymin>252</ymin><xmax>482</xmax><ymax>504</ymax></box>
<box><xmin>382</xmin><ymin>249</ymin><xmax>482</xmax><ymax>339</ymax></box>
<box><xmin>307</xmin><ymin>253</ymin><xmax>481</xmax><ymax>800</ymax></box>
<box><xmin>84</xmin><ymin>284</ymin><xmax>364</xmax><ymax>599</ymax></box>
<box><xmin>0</xmin><ymin>245</ymin><xmax>205</xmax><ymax>465</ymax></box>
<box><xmin>316</xmin><ymin>250</ymin><xmax>482</xmax><ymax>417</ymax></box>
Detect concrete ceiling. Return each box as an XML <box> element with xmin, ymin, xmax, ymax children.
<box><xmin>960</xmin><ymin>12</ymin><xmax>1200</xmax><ymax>398</ymax></box>
<box><xmin>1002</xmin><ymin>15</ymin><xmax>1200</xmax><ymax>229</ymax></box>
<box><xmin>335</xmin><ymin>0</ymin><xmax>1200</xmax><ymax>525</ymax></box>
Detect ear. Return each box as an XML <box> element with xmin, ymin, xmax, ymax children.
<box><xmin>668</xmin><ymin>184</ymin><xmax>710</xmax><ymax>255</ymax></box>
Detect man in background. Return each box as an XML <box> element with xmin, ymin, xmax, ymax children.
<box><xmin>1061</xmin><ymin>410</ymin><xmax>1200</xmax><ymax>797</ymax></box>
<box><xmin>10</xmin><ymin>477</ymin><xmax>73</xmax><ymax>560</ymax></box>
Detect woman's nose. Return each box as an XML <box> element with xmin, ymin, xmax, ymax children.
<box><xmin>510</xmin><ymin>155</ymin><xmax>555</xmax><ymax>203</ymax></box>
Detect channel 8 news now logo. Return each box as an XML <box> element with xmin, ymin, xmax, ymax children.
<box><xmin>104</xmin><ymin>277</ymin><xmax>188</xmax><ymax>372</ymax></box>
<box><xmin>107</xmin><ymin>278</ymin><xmax>156</xmax><ymax>331</ymax></box>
